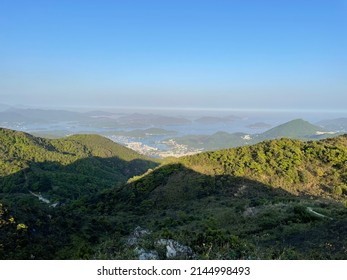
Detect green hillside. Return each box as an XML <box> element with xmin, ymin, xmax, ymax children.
<box><xmin>0</xmin><ymin>128</ymin><xmax>159</xmax><ymax>259</ymax></box>
<box><xmin>89</xmin><ymin>135</ymin><xmax>347</xmax><ymax>260</ymax></box>
<box><xmin>0</xmin><ymin>128</ymin><xmax>158</xmax><ymax>196</ymax></box>
<box><xmin>1</xmin><ymin>128</ymin><xmax>347</xmax><ymax>260</ymax></box>
<box><xmin>171</xmin><ymin>132</ymin><xmax>249</xmax><ymax>150</ymax></box>
<box><xmin>258</xmin><ymin>119</ymin><xmax>322</xmax><ymax>139</ymax></box>
<box><xmin>177</xmin><ymin>136</ymin><xmax>347</xmax><ymax>196</ymax></box>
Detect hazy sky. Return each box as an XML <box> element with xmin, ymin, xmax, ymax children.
<box><xmin>1</xmin><ymin>0</ymin><xmax>346</xmax><ymax>111</ymax></box>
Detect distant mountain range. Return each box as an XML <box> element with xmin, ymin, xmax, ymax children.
<box><xmin>172</xmin><ymin>119</ymin><xmax>339</xmax><ymax>151</ymax></box>
<box><xmin>0</xmin><ymin>108</ymin><xmax>84</xmax><ymax>123</ymax></box>
<box><xmin>317</xmin><ymin>118</ymin><xmax>347</xmax><ymax>132</ymax></box>
<box><xmin>116</xmin><ymin>113</ymin><xmax>191</xmax><ymax>126</ymax></box>
<box><xmin>246</xmin><ymin>122</ymin><xmax>272</xmax><ymax>129</ymax></box>
<box><xmin>194</xmin><ymin>115</ymin><xmax>243</xmax><ymax>124</ymax></box>
<box><xmin>1</xmin><ymin>106</ymin><xmax>346</xmax><ymax>156</ymax></box>
<box><xmin>0</xmin><ymin>108</ymin><xmax>192</xmax><ymax>128</ymax></box>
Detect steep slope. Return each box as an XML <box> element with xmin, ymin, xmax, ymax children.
<box><xmin>0</xmin><ymin>127</ymin><xmax>156</xmax><ymax>163</ymax></box>
<box><xmin>177</xmin><ymin>135</ymin><xmax>347</xmax><ymax>197</ymax></box>
<box><xmin>0</xmin><ymin>128</ymin><xmax>159</xmax><ymax>259</ymax></box>
<box><xmin>0</xmin><ymin>127</ymin><xmax>158</xmax><ymax>197</ymax></box>
<box><xmin>91</xmin><ymin>135</ymin><xmax>347</xmax><ymax>259</ymax></box>
<box><xmin>58</xmin><ymin>134</ymin><xmax>154</xmax><ymax>161</ymax></box>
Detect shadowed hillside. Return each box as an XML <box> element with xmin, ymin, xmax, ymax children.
<box><xmin>92</xmin><ymin>163</ymin><xmax>347</xmax><ymax>260</ymax></box>
<box><xmin>0</xmin><ymin>128</ymin><xmax>159</xmax><ymax>259</ymax></box>
<box><xmin>1</xmin><ymin>129</ymin><xmax>347</xmax><ymax>259</ymax></box>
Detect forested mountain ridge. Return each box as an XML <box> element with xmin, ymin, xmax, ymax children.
<box><xmin>0</xmin><ymin>128</ymin><xmax>159</xmax><ymax>259</ymax></box>
<box><xmin>117</xmin><ymin>135</ymin><xmax>347</xmax><ymax>211</ymax></box>
<box><xmin>0</xmin><ymin>127</ymin><xmax>155</xmax><ymax>164</ymax></box>
<box><xmin>0</xmin><ymin>127</ymin><xmax>159</xmax><ymax>197</ymax></box>
<box><xmin>1</xmin><ymin>129</ymin><xmax>347</xmax><ymax>259</ymax></box>
<box><xmin>90</xmin><ymin>135</ymin><xmax>347</xmax><ymax>259</ymax></box>
<box><xmin>176</xmin><ymin>135</ymin><xmax>347</xmax><ymax>197</ymax></box>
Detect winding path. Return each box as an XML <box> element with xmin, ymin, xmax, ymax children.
<box><xmin>307</xmin><ymin>207</ymin><xmax>333</xmax><ymax>220</ymax></box>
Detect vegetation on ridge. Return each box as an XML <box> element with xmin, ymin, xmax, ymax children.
<box><xmin>1</xmin><ymin>128</ymin><xmax>347</xmax><ymax>260</ymax></box>
<box><xmin>87</xmin><ymin>134</ymin><xmax>347</xmax><ymax>259</ymax></box>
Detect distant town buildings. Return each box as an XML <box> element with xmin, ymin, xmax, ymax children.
<box><xmin>107</xmin><ymin>136</ymin><xmax>202</xmax><ymax>158</ymax></box>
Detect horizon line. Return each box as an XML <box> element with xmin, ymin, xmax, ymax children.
<box><xmin>4</xmin><ymin>104</ymin><xmax>347</xmax><ymax>114</ymax></box>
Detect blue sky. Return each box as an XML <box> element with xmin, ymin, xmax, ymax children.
<box><xmin>0</xmin><ymin>0</ymin><xmax>346</xmax><ymax>111</ymax></box>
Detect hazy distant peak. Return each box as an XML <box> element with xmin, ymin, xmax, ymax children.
<box><xmin>316</xmin><ymin>118</ymin><xmax>347</xmax><ymax>132</ymax></box>
<box><xmin>194</xmin><ymin>115</ymin><xmax>242</xmax><ymax>124</ymax></box>
<box><xmin>116</xmin><ymin>113</ymin><xmax>191</xmax><ymax>126</ymax></box>
<box><xmin>247</xmin><ymin>122</ymin><xmax>272</xmax><ymax>129</ymax></box>
<box><xmin>260</xmin><ymin>118</ymin><xmax>322</xmax><ymax>139</ymax></box>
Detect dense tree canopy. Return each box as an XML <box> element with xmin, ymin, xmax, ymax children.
<box><xmin>1</xmin><ymin>128</ymin><xmax>347</xmax><ymax>260</ymax></box>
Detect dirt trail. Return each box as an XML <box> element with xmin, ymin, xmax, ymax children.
<box><xmin>307</xmin><ymin>207</ymin><xmax>333</xmax><ymax>220</ymax></box>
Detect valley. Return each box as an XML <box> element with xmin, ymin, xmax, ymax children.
<box><xmin>1</xmin><ymin>125</ymin><xmax>347</xmax><ymax>260</ymax></box>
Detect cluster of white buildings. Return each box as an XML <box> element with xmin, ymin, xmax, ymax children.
<box><xmin>108</xmin><ymin>135</ymin><xmax>202</xmax><ymax>158</ymax></box>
